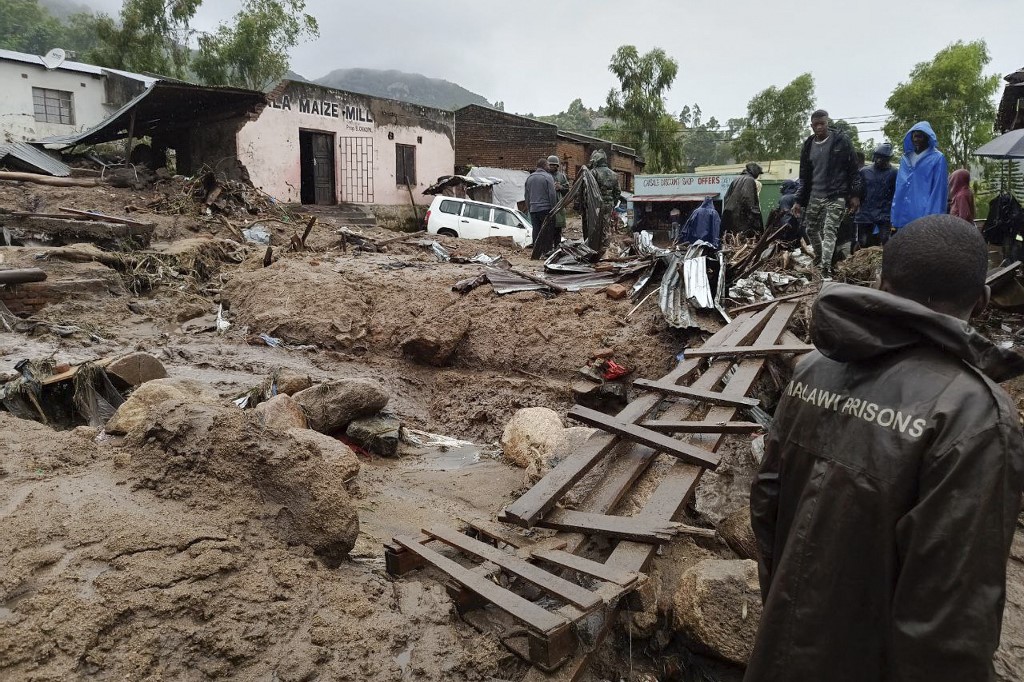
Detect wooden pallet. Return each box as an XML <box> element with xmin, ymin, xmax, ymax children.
<box><xmin>384</xmin><ymin>302</ymin><xmax>803</xmax><ymax>676</ymax></box>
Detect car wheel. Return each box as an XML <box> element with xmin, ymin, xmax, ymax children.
<box><xmin>438</xmin><ymin>229</ymin><xmax>458</xmax><ymax>238</ymax></box>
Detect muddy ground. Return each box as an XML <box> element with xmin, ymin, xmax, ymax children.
<box><xmin>3</xmin><ymin>181</ymin><xmax>1024</xmax><ymax>681</ymax></box>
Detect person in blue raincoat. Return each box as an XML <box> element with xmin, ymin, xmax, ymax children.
<box><xmin>891</xmin><ymin>122</ymin><xmax>948</xmax><ymax>229</ymax></box>
<box><xmin>679</xmin><ymin>195</ymin><xmax>722</xmax><ymax>248</ymax></box>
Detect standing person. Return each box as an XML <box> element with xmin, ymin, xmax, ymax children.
<box><xmin>722</xmin><ymin>162</ymin><xmax>764</xmax><ymax>234</ymax></box>
<box><xmin>587</xmin><ymin>149</ymin><xmax>621</xmax><ymax>255</ymax></box>
<box><xmin>548</xmin><ymin>155</ymin><xmax>570</xmax><ymax>244</ymax></box>
<box><xmin>679</xmin><ymin>195</ymin><xmax>721</xmax><ymax>248</ymax></box>
<box><xmin>669</xmin><ymin>206</ymin><xmax>682</xmax><ymax>242</ymax></box>
<box><xmin>525</xmin><ymin>157</ymin><xmax>558</xmax><ymax>256</ymax></box>
<box><xmin>949</xmin><ymin>168</ymin><xmax>976</xmax><ymax>223</ymax></box>
<box><xmin>745</xmin><ymin>214</ymin><xmax>1024</xmax><ymax>682</ymax></box>
<box><xmin>854</xmin><ymin>143</ymin><xmax>898</xmax><ymax>248</ymax></box>
<box><xmin>793</xmin><ymin>110</ymin><xmax>862</xmax><ymax>280</ymax></box>
<box><xmin>891</xmin><ymin>121</ymin><xmax>948</xmax><ymax>229</ymax></box>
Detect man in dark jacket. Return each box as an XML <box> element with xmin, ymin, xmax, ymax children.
<box><xmin>524</xmin><ymin>157</ymin><xmax>558</xmax><ymax>255</ymax></box>
<box><xmin>746</xmin><ymin>214</ymin><xmax>1024</xmax><ymax>682</ymax></box>
<box><xmin>722</xmin><ymin>162</ymin><xmax>763</xmax><ymax>234</ymax></box>
<box><xmin>793</xmin><ymin>110</ymin><xmax>862</xmax><ymax>279</ymax></box>
<box><xmin>855</xmin><ymin>143</ymin><xmax>898</xmax><ymax>247</ymax></box>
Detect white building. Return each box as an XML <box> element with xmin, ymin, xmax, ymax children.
<box><xmin>0</xmin><ymin>48</ymin><xmax>154</xmax><ymax>143</ymax></box>
<box><xmin>237</xmin><ymin>79</ymin><xmax>455</xmax><ymax>207</ymax></box>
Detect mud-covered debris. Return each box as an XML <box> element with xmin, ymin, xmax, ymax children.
<box><xmin>400</xmin><ymin>313</ymin><xmax>470</xmax><ymax>367</ymax></box>
<box><xmin>717</xmin><ymin>506</ymin><xmax>758</xmax><ymax>561</ymax></box>
<box><xmin>673</xmin><ymin>559</ymin><xmax>762</xmax><ymax>665</ymax></box>
<box><xmin>292</xmin><ymin>378</ymin><xmax>390</xmax><ymax>435</ymax></box>
<box><xmin>254</xmin><ymin>394</ymin><xmax>308</xmax><ymax>431</ymax></box>
<box><xmin>105</xmin><ymin>377</ymin><xmax>217</xmax><ymax>435</ymax></box>
<box><xmin>346</xmin><ymin>413</ymin><xmax>402</xmax><ymax>457</ymax></box>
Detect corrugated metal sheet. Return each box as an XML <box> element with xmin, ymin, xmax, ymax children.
<box><xmin>485</xmin><ymin>267</ymin><xmax>619</xmax><ymax>294</ymax></box>
<box><xmin>0</xmin><ymin>142</ymin><xmax>71</xmax><ymax>177</ymax></box>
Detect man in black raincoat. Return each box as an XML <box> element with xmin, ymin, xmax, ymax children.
<box><xmin>747</xmin><ymin>214</ymin><xmax>1024</xmax><ymax>682</ymax></box>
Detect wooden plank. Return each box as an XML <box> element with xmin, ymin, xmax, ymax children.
<box><xmin>537</xmin><ymin>510</ymin><xmax>681</xmax><ymax>544</ymax></box>
<box><xmin>728</xmin><ymin>290</ymin><xmax>813</xmax><ymax>313</ymax></box>
<box><xmin>566</xmin><ymin>405</ymin><xmax>719</xmax><ymax>470</ymax></box>
<box><xmin>632</xmin><ymin>379</ymin><xmax>760</xmax><ymax>408</ymax></box>
<box><xmin>500</xmin><ymin>310</ymin><xmax>766</xmax><ymax>528</ymax></box>
<box><xmin>987</xmin><ymin>261</ymin><xmax>1021</xmax><ymax>287</ymax></box>
<box><xmin>58</xmin><ymin>206</ymin><xmax>153</xmax><ymax>227</ymax></box>
<box><xmin>531</xmin><ymin>549</ymin><xmax>639</xmax><ymax>587</ymax></box>
<box><xmin>639</xmin><ymin>420</ymin><xmax>763</xmax><ymax>434</ymax></box>
<box><xmin>422</xmin><ymin>526</ymin><xmax>601</xmax><ymax>611</ymax></box>
<box><xmin>393</xmin><ymin>534</ymin><xmax>568</xmax><ymax>633</ymax></box>
<box><xmin>683</xmin><ymin>343</ymin><xmax>814</xmax><ymax>358</ymax></box>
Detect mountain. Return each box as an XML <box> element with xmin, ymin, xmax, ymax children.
<box><xmin>313</xmin><ymin>68</ymin><xmax>490</xmax><ymax>111</ymax></box>
<box><xmin>38</xmin><ymin>0</ymin><xmax>92</xmax><ymax>19</ymax></box>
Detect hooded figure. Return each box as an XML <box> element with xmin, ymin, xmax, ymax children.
<box><xmin>948</xmin><ymin>169</ymin><xmax>975</xmax><ymax>223</ymax></box>
<box><xmin>680</xmin><ymin>196</ymin><xmax>721</xmax><ymax>248</ymax></box>
<box><xmin>891</xmin><ymin>121</ymin><xmax>948</xmax><ymax>228</ymax></box>
<box><xmin>722</xmin><ymin>163</ymin><xmax>764</xmax><ymax>234</ymax></box>
<box><xmin>586</xmin><ymin>149</ymin><xmax>621</xmax><ymax>254</ymax></box>
<box><xmin>746</xmin><ymin>215</ymin><xmax>1024</xmax><ymax>682</ymax></box>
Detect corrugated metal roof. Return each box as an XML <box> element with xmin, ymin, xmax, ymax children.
<box><xmin>485</xmin><ymin>267</ymin><xmax>620</xmax><ymax>294</ymax></box>
<box><xmin>0</xmin><ymin>48</ymin><xmax>156</xmax><ymax>85</ymax></box>
<box><xmin>0</xmin><ymin>142</ymin><xmax>71</xmax><ymax>177</ymax></box>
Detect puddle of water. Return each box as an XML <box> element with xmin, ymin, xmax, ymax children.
<box><xmin>404</xmin><ymin>445</ymin><xmax>489</xmax><ymax>471</ymax></box>
<box><xmin>394</xmin><ymin>643</ymin><xmax>414</xmax><ymax>678</ymax></box>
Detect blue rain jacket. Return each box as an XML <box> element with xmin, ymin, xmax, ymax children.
<box><xmin>682</xmin><ymin>196</ymin><xmax>722</xmax><ymax>248</ymax></box>
<box><xmin>891</xmin><ymin>122</ymin><xmax>948</xmax><ymax>228</ymax></box>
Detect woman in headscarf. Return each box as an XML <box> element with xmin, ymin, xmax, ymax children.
<box><xmin>948</xmin><ymin>169</ymin><xmax>975</xmax><ymax>223</ymax></box>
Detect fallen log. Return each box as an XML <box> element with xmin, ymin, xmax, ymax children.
<box><xmin>508</xmin><ymin>268</ymin><xmax>568</xmax><ymax>294</ymax></box>
<box><xmin>58</xmin><ymin>207</ymin><xmax>153</xmax><ymax>228</ymax></box>
<box><xmin>0</xmin><ymin>268</ymin><xmax>47</xmax><ymax>285</ymax></box>
<box><xmin>0</xmin><ymin>171</ymin><xmax>99</xmax><ymax>187</ymax></box>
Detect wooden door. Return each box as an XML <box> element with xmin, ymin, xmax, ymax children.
<box><xmin>311</xmin><ymin>133</ymin><xmax>335</xmax><ymax>205</ymax></box>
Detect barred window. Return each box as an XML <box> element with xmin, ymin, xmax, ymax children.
<box><xmin>32</xmin><ymin>88</ymin><xmax>74</xmax><ymax>125</ymax></box>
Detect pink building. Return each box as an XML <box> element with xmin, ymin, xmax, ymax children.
<box><xmin>237</xmin><ymin>79</ymin><xmax>454</xmax><ymax>209</ymax></box>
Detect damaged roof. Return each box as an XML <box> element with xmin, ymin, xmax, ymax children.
<box><xmin>35</xmin><ymin>81</ymin><xmax>267</xmax><ymax>148</ymax></box>
<box><xmin>0</xmin><ymin>48</ymin><xmax>156</xmax><ymax>85</ymax></box>
<box><xmin>0</xmin><ymin>142</ymin><xmax>71</xmax><ymax>177</ymax></box>
<box><xmin>423</xmin><ymin>174</ymin><xmax>502</xmax><ymax>195</ymax></box>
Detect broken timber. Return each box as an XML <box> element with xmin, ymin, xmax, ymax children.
<box><xmin>682</xmin><ymin>343</ymin><xmax>814</xmax><ymax>358</ymax></box>
<box><xmin>631</xmin><ymin>379</ymin><xmax>760</xmax><ymax>408</ymax></box>
<box><xmin>384</xmin><ymin>301</ymin><xmax>805</xmax><ymax>678</ymax></box>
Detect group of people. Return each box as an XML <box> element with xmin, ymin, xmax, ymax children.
<box><xmin>743</xmin><ymin>110</ymin><xmax>1023</xmax><ymax>682</ymax></box>
<box><xmin>773</xmin><ymin>110</ymin><xmax>976</xmax><ymax>279</ymax></box>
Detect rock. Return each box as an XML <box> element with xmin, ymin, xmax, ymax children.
<box><xmin>605</xmin><ymin>283</ymin><xmax>629</xmax><ymax>300</ymax></box>
<box><xmin>105</xmin><ymin>352</ymin><xmax>168</xmax><ymax>388</ymax></box>
<box><xmin>525</xmin><ymin>426</ymin><xmax>596</xmax><ymax>482</ymax></box>
<box><xmin>573</xmin><ymin>379</ymin><xmax>629</xmax><ymax>412</ymax></box>
<box><xmin>254</xmin><ymin>394</ymin><xmax>308</xmax><ymax>432</ymax></box>
<box><xmin>500</xmin><ymin>407</ymin><xmax>565</xmax><ymax>469</ymax></box>
<box><xmin>401</xmin><ymin>314</ymin><xmax>470</xmax><ymax>367</ymax></box>
<box><xmin>286</xmin><ymin>428</ymin><xmax>360</xmax><ymax>481</ymax></box>
<box><xmin>346</xmin><ymin>413</ymin><xmax>401</xmax><ymax>457</ymax></box>
<box><xmin>717</xmin><ymin>506</ymin><xmax>758</xmax><ymax>560</ymax></box>
<box><xmin>291</xmin><ymin>378</ymin><xmax>389</xmax><ymax>435</ymax></box>
<box><xmin>105</xmin><ymin>378</ymin><xmax>215</xmax><ymax>435</ymax></box>
<box><xmin>274</xmin><ymin>368</ymin><xmax>312</xmax><ymax>396</ymax></box>
<box><xmin>673</xmin><ymin>559</ymin><xmax>762</xmax><ymax>665</ymax></box>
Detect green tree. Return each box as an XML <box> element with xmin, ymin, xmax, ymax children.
<box><xmin>733</xmin><ymin>73</ymin><xmax>815</xmax><ymax>161</ymax></box>
<box><xmin>193</xmin><ymin>0</ymin><xmax>317</xmax><ymax>90</ymax></box>
<box><xmin>0</xmin><ymin>0</ymin><xmax>94</xmax><ymax>55</ymax></box>
<box><xmin>678</xmin><ymin>103</ymin><xmax>733</xmax><ymax>171</ymax></box>
<box><xmin>883</xmin><ymin>40</ymin><xmax>1000</xmax><ymax>169</ymax></box>
<box><xmin>537</xmin><ymin>97</ymin><xmax>594</xmax><ymax>134</ymax></box>
<box><xmin>605</xmin><ymin>45</ymin><xmax>681</xmax><ymax>172</ymax></box>
<box><xmin>87</xmin><ymin>0</ymin><xmax>203</xmax><ymax>79</ymax></box>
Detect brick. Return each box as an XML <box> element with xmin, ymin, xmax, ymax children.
<box><xmin>605</xmin><ymin>284</ymin><xmax>629</xmax><ymax>300</ymax></box>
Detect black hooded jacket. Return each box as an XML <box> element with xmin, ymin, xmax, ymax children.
<box><xmin>796</xmin><ymin>129</ymin><xmax>863</xmax><ymax>207</ymax></box>
<box><xmin>746</xmin><ymin>284</ymin><xmax>1024</xmax><ymax>682</ymax></box>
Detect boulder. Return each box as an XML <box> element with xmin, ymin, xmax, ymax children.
<box><xmin>401</xmin><ymin>314</ymin><xmax>470</xmax><ymax>367</ymax></box>
<box><xmin>291</xmin><ymin>378</ymin><xmax>389</xmax><ymax>435</ymax></box>
<box><xmin>718</xmin><ymin>506</ymin><xmax>758</xmax><ymax>561</ymax></box>
<box><xmin>346</xmin><ymin>413</ymin><xmax>402</xmax><ymax>457</ymax></box>
<box><xmin>105</xmin><ymin>378</ymin><xmax>215</xmax><ymax>435</ymax></box>
<box><xmin>254</xmin><ymin>394</ymin><xmax>308</xmax><ymax>432</ymax></box>
<box><xmin>525</xmin><ymin>426</ymin><xmax>596</xmax><ymax>482</ymax></box>
<box><xmin>286</xmin><ymin>428</ymin><xmax>360</xmax><ymax>481</ymax></box>
<box><xmin>500</xmin><ymin>407</ymin><xmax>566</xmax><ymax>469</ymax></box>
<box><xmin>105</xmin><ymin>352</ymin><xmax>168</xmax><ymax>388</ymax></box>
<box><xmin>274</xmin><ymin>368</ymin><xmax>312</xmax><ymax>396</ymax></box>
<box><xmin>673</xmin><ymin>559</ymin><xmax>762</xmax><ymax>665</ymax></box>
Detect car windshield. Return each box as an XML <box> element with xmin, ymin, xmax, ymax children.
<box><xmin>514</xmin><ymin>210</ymin><xmax>533</xmax><ymax>227</ymax></box>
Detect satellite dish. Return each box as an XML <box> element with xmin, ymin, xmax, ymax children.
<box><xmin>41</xmin><ymin>48</ymin><xmax>66</xmax><ymax>70</ymax></box>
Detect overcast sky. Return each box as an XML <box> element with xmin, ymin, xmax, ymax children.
<box><xmin>79</xmin><ymin>0</ymin><xmax>1022</xmax><ymax>142</ymax></box>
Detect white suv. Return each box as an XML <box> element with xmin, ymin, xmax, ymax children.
<box><xmin>424</xmin><ymin>196</ymin><xmax>533</xmax><ymax>248</ymax></box>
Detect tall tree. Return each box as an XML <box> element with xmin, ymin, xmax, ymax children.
<box><xmin>883</xmin><ymin>40</ymin><xmax>1000</xmax><ymax>169</ymax></box>
<box><xmin>193</xmin><ymin>0</ymin><xmax>317</xmax><ymax>90</ymax></box>
<box><xmin>537</xmin><ymin>98</ymin><xmax>594</xmax><ymax>134</ymax></box>
<box><xmin>604</xmin><ymin>45</ymin><xmax>681</xmax><ymax>172</ymax></box>
<box><xmin>732</xmin><ymin>73</ymin><xmax>815</xmax><ymax>161</ymax></box>
<box><xmin>0</xmin><ymin>0</ymin><xmax>97</xmax><ymax>55</ymax></box>
<box><xmin>678</xmin><ymin>104</ymin><xmax>732</xmax><ymax>171</ymax></box>
<box><xmin>87</xmin><ymin>0</ymin><xmax>203</xmax><ymax>79</ymax></box>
